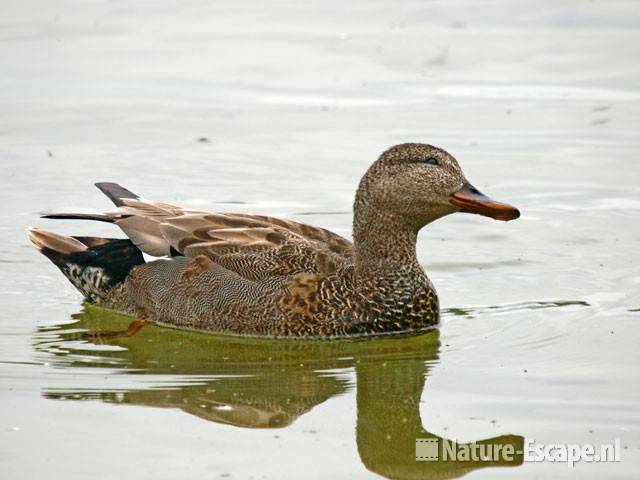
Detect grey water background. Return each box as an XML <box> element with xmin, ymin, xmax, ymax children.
<box><xmin>1</xmin><ymin>0</ymin><xmax>639</xmax><ymax>478</ymax></box>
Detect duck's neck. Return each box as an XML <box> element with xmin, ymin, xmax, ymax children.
<box><xmin>348</xmin><ymin>196</ymin><xmax>439</xmax><ymax>333</ymax></box>
<box><xmin>352</xmin><ymin>207</ymin><xmax>425</xmax><ymax>283</ymax></box>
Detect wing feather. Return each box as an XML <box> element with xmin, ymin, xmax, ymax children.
<box><xmin>156</xmin><ymin>211</ymin><xmax>353</xmax><ymax>277</ymax></box>
<box><xmin>45</xmin><ymin>188</ymin><xmax>354</xmax><ymax>278</ymax></box>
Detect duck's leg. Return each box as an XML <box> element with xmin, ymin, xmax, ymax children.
<box><xmin>81</xmin><ymin>319</ymin><xmax>150</xmax><ymax>342</ymax></box>
<box><xmin>119</xmin><ymin>319</ymin><xmax>150</xmax><ymax>337</ymax></box>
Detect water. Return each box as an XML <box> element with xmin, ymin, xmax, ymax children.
<box><xmin>1</xmin><ymin>1</ymin><xmax>639</xmax><ymax>478</ymax></box>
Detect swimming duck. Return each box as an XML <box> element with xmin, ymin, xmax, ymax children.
<box><xmin>29</xmin><ymin>143</ymin><xmax>519</xmax><ymax>338</ymax></box>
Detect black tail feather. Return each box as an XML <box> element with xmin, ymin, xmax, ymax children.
<box><xmin>94</xmin><ymin>182</ymin><xmax>139</xmax><ymax>207</ymax></box>
<box><xmin>30</xmin><ymin>229</ymin><xmax>144</xmax><ymax>303</ymax></box>
<box><xmin>40</xmin><ymin>182</ymin><xmax>140</xmax><ymax>222</ymax></box>
<box><xmin>62</xmin><ymin>237</ymin><xmax>144</xmax><ymax>286</ymax></box>
<box><xmin>41</xmin><ymin>213</ymin><xmax>116</xmax><ymax>223</ymax></box>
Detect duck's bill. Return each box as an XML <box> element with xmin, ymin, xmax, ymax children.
<box><xmin>450</xmin><ymin>182</ymin><xmax>520</xmax><ymax>221</ymax></box>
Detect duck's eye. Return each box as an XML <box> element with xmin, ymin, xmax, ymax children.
<box><xmin>423</xmin><ymin>157</ymin><xmax>439</xmax><ymax>166</ymax></box>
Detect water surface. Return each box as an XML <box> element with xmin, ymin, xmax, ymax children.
<box><xmin>1</xmin><ymin>1</ymin><xmax>639</xmax><ymax>478</ymax></box>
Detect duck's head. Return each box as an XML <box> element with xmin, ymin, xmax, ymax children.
<box><xmin>356</xmin><ymin>143</ymin><xmax>520</xmax><ymax>229</ymax></box>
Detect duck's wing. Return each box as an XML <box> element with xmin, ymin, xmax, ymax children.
<box><xmin>42</xmin><ymin>183</ymin><xmax>197</xmax><ymax>257</ymax></box>
<box><xmin>107</xmin><ymin>199</ymin><xmax>201</xmax><ymax>257</ymax></box>
<box><xmin>43</xmin><ymin>183</ymin><xmax>354</xmax><ymax>279</ymax></box>
<box><xmin>156</xmin><ymin>211</ymin><xmax>353</xmax><ymax>278</ymax></box>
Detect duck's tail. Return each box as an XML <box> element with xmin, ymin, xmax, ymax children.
<box><xmin>28</xmin><ymin>228</ymin><xmax>144</xmax><ymax>303</ymax></box>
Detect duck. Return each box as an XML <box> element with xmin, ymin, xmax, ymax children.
<box><xmin>28</xmin><ymin>143</ymin><xmax>519</xmax><ymax>338</ymax></box>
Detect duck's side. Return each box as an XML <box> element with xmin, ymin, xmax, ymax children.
<box><xmin>29</xmin><ymin>143</ymin><xmax>519</xmax><ymax>338</ymax></box>
<box><xmin>28</xmin><ymin>227</ymin><xmax>439</xmax><ymax>338</ymax></box>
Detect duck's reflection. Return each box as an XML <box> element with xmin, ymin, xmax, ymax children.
<box><xmin>36</xmin><ymin>305</ymin><xmax>523</xmax><ymax>479</ymax></box>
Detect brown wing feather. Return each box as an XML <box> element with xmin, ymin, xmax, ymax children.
<box><xmin>157</xmin><ymin>212</ymin><xmax>353</xmax><ymax>278</ymax></box>
<box><xmin>108</xmin><ymin>200</ymin><xmax>205</xmax><ymax>256</ymax></box>
<box><xmin>48</xmin><ymin>192</ymin><xmax>354</xmax><ymax>277</ymax></box>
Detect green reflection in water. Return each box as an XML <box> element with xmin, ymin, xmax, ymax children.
<box><xmin>35</xmin><ymin>305</ymin><xmax>524</xmax><ymax>479</ymax></box>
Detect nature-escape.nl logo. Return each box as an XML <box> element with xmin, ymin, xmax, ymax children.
<box><xmin>415</xmin><ymin>437</ymin><xmax>621</xmax><ymax>468</ymax></box>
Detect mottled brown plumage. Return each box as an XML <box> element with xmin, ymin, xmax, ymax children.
<box><xmin>29</xmin><ymin>143</ymin><xmax>519</xmax><ymax>338</ymax></box>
